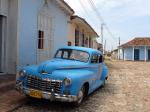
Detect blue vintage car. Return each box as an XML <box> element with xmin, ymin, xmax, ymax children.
<box><xmin>16</xmin><ymin>46</ymin><xmax>108</xmax><ymax>105</ymax></box>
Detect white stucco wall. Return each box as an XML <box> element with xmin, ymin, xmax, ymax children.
<box><xmin>7</xmin><ymin>0</ymin><xmax>18</xmax><ymax>73</ymax></box>
<box><xmin>121</xmin><ymin>46</ymin><xmax>150</xmax><ymax>61</ymax></box>
<box><xmin>18</xmin><ymin>0</ymin><xmax>70</xmax><ymax>68</ymax></box>
<box><xmin>68</xmin><ymin>22</ymin><xmax>75</xmax><ymax>46</ymax></box>
<box><xmin>0</xmin><ymin>0</ymin><xmax>18</xmax><ymax>74</ymax></box>
<box><xmin>123</xmin><ymin>47</ymin><xmax>133</xmax><ymax>60</ymax></box>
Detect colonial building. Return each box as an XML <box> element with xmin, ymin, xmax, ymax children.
<box><xmin>120</xmin><ymin>37</ymin><xmax>150</xmax><ymax>61</ymax></box>
<box><xmin>111</xmin><ymin>49</ymin><xmax>118</xmax><ymax>60</ymax></box>
<box><xmin>68</xmin><ymin>15</ymin><xmax>99</xmax><ymax>48</ymax></box>
<box><xmin>0</xmin><ymin>0</ymin><xmax>74</xmax><ymax>74</ymax></box>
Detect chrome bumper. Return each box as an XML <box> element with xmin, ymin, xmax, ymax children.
<box><xmin>16</xmin><ymin>82</ymin><xmax>78</xmax><ymax>102</ymax></box>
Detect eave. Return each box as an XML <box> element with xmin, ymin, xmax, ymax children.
<box><xmin>71</xmin><ymin>16</ymin><xmax>99</xmax><ymax>38</ymax></box>
<box><xmin>55</xmin><ymin>0</ymin><xmax>74</xmax><ymax>15</ymax></box>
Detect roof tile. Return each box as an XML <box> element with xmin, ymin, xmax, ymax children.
<box><xmin>121</xmin><ymin>37</ymin><xmax>150</xmax><ymax>47</ymax></box>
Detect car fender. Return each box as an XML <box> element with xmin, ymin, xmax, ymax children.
<box><xmin>53</xmin><ymin>69</ymin><xmax>95</xmax><ymax>96</ymax></box>
<box><xmin>100</xmin><ymin>63</ymin><xmax>108</xmax><ymax>81</ymax></box>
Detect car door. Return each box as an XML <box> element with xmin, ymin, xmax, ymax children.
<box><xmin>90</xmin><ymin>53</ymin><xmax>103</xmax><ymax>91</ymax></box>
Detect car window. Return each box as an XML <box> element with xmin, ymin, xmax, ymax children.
<box><xmin>56</xmin><ymin>50</ymin><xmax>62</xmax><ymax>58</ymax></box>
<box><xmin>55</xmin><ymin>49</ymin><xmax>89</xmax><ymax>62</ymax></box>
<box><xmin>91</xmin><ymin>54</ymin><xmax>99</xmax><ymax>63</ymax></box>
<box><xmin>63</xmin><ymin>51</ymin><xmax>69</xmax><ymax>59</ymax></box>
<box><xmin>91</xmin><ymin>54</ymin><xmax>103</xmax><ymax>63</ymax></box>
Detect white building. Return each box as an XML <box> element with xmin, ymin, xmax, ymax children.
<box><xmin>68</xmin><ymin>16</ymin><xmax>99</xmax><ymax>48</ymax></box>
<box><xmin>0</xmin><ymin>0</ymin><xmax>74</xmax><ymax>74</ymax></box>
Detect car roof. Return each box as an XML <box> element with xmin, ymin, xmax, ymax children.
<box><xmin>59</xmin><ymin>46</ymin><xmax>102</xmax><ymax>55</ymax></box>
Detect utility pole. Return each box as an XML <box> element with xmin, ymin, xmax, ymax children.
<box><xmin>111</xmin><ymin>46</ymin><xmax>113</xmax><ymax>52</ymax></box>
<box><xmin>118</xmin><ymin>37</ymin><xmax>120</xmax><ymax>60</ymax></box>
<box><xmin>101</xmin><ymin>23</ymin><xmax>104</xmax><ymax>54</ymax></box>
<box><xmin>104</xmin><ymin>40</ymin><xmax>106</xmax><ymax>54</ymax></box>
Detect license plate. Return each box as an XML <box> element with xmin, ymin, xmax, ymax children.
<box><xmin>30</xmin><ymin>90</ymin><xmax>42</xmax><ymax>99</ymax></box>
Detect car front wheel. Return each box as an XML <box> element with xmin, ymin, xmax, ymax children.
<box><xmin>73</xmin><ymin>86</ymin><xmax>85</xmax><ymax>106</ymax></box>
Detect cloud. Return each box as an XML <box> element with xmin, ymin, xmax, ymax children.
<box><xmin>101</xmin><ymin>0</ymin><xmax>150</xmax><ymax>21</ymax></box>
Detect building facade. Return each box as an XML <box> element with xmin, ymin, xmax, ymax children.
<box><xmin>111</xmin><ymin>49</ymin><xmax>118</xmax><ymax>60</ymax></box>
<box><xmin>68</xmin><ymin>16</ymin><xmax>99</xmax><ymax>49</ymax></box>
<box><xmin>0</xmin><ymin>0</ymin><xmax>74</xmax><ymax>74</ymax></box>
<box><xmin>120</xmin><ymin>38</ymin><xmax>150</xmax><ymax>61</ymax></box>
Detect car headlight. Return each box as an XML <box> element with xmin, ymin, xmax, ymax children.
<box><xmin>63</xmin><ymin>78</ymin><xmax>72</xmax><ymax>86</ymax></box>
<box><xmin>19</xmin><ymin>70</ymin><xmax>26</xmax><ymax>77</ymax></box>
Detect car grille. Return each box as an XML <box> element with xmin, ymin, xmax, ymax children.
<box><xmin>26</xmin><ymin>75</ymin><xmax>63</xmax><ymax>94</ymax></box>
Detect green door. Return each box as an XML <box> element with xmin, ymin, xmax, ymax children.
<box><xmin>148</xmin><ymin>49</ymin><xmax>150</xmax><ymax>61</ymax></box>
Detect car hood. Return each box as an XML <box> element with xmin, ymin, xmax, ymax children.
<box><xmin>38</xmin><ymin>58</ymin><xmax>88</xmax><ymax>74</ymax></box>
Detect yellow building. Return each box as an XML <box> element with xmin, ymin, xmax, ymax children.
<box><xmin>68</xmin><ymin>16</ymin><xmax>99</xmax><ymax>49</ymax></box>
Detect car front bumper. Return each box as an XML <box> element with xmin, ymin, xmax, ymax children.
<box><xmin>16</xmin><ymin>82</ymin><xmax>78</xmax><ymax>102</ymax></box>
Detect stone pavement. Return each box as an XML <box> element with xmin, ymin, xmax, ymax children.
<box><xmin>13</xmin><ymin>61</ymin><xmax>150</xmax><ymax>112</ymax></box>
<box><xmin>0</xmin><ymin>74</ymin><xmax>25</xmax><ymax>112</ymax></box>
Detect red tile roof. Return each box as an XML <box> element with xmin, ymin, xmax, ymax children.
<box><xmin>121</xmin><ymin>37</ymin><xmax>150</xmax><ymax>48</ymax></box>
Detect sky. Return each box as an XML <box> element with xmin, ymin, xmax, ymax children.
<box><xmin>64</xmin><ymin>0</ymin><xmax>150</xmax><ymax>51</ymax></box>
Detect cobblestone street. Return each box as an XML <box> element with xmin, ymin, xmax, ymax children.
<box><xmin>13</xmin><ymin>61</ymin><xmax>150</xmax><ymax>112</ymax></box>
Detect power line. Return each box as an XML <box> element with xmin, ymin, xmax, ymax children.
<box><xmin>87</xmin><ymin>0</ymin><xmax>117</xmax><ymax>41</ymax></box>
<box><xmin>87</xmin><ymin>0</ymin><xmax>105</xmax><ymax>22</ymax></box>
<box><xmin>105</xmin><ymin>25</ymin><xmax>117</xmax><ymax>40</ymax></box>
<box><xmin>76</xmin><ymin>0</ymin><xmax>118</xmax><ymax>51</ymax></box>
<box><xmin>78</xmin><ymin>0</ymin><xmax>90</xmax><ymax>17</ymax></box>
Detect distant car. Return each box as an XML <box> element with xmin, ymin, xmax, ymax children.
<box><xmin>16</xmin><ymin>46</ymin><xmax>108</xmax><ymax>105</ymax></box>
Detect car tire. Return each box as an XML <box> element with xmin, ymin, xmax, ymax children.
<box><xmin>73</xmin><ymin>86</ymin><xmax>85</xmax><ymax>106</ymax></box>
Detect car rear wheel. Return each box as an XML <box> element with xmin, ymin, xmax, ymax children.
<box><xmin>101</xmin><ymin>79</ymin><xmax>106</xmax><ymax>87</ymax></box>
<box><xmin>73</xmin><ymin>86</ymin><xmax>85</xmax><ymax>106</ymax></box>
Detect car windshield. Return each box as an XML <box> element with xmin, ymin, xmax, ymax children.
<box><xmin>55</xmin><ymin>49</ymin><xmax>89</xmax><ymax>62</ymax></box>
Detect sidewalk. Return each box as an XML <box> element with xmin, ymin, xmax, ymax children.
<box><xmin>0</xmin><ymin>74</ymin><xmax>26</xmax><ymax>112</ymax></box>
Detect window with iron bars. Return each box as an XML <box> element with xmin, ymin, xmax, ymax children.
<box><xmin>38</xmin><ymin>30</ymin><xmax>44</xmax><ymax>49</ymax></box>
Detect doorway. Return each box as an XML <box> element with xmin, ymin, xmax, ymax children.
<box><xmin>148</xmin><ymin>49</ymin><xmax>150</xmax><ymax>61</ymax></box>
<box><xmin>0</xmin><ymin>16</ymin><xmax>4</xmax><ymax>73</ymax></box>
<box><xmin>134</xmin><ymin>49</ymin><xmax>140</xmax><ymax>61</ymax></box>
